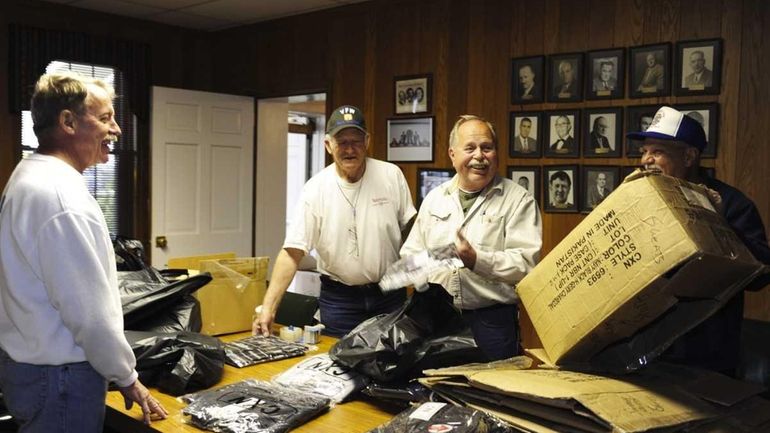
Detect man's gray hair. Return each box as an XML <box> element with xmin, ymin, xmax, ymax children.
<box><xmin>448</xmin><ymin>115</ymin><xmax>497</xmax><ymax>148</ymax></box>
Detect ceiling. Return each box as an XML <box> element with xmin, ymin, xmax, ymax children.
<box><xmin>40</xmin><ymin>0</ymin><xmax>370</xmax><ymax>32</ymax></box>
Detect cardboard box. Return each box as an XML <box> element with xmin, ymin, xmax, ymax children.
<box><xmin>198</xmin><ymin>257</ymin><xmax>269</xmax><ymax>335</ymax></box>
<box><xmin>167</xmin><ymin>252</ymin><xmax>236</xmax><ymax>270</ymax></box>
<box><xmin>420</xmin><ymin>361</ymin><xmax>767</xmax><ymax>433</ymax></box>
<box><xmin>517</xmin><ymin>173</ymin><xmax>766</xmax><ymax>369</ymax></box>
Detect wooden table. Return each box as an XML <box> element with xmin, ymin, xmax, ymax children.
<box><xmin>105</xmin><ymin>332</ymin><xmax>402</xmax><ymax>433</ymax></box>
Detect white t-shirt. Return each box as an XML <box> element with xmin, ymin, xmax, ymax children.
<box><xmin>284</xmin><ymin>158</ymin><xmax>416</xmax><ymax>286</ymax></box>
<box><xmin>0</xmin><ymin>154</ymin><xmax>137</xmax><ymax>387</ymax></box>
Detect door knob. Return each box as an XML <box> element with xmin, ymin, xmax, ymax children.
<box><xmin>155</xmin><ymin>236</ymin><xmax>168</xmax><ymax>249</ymax></box>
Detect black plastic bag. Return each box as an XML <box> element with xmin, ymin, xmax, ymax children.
<box><xmin>181</xmin><ymin>379</ymin><xmax>331</xmax><ymax>433</ymax></box>
<box><xmin>329</xmin><ymin>286</ymin><xmax>486</xmax><ymax>382</ymax></box>
<box><xmin>362</xmin><ymin>380</ymin><xmax>436</xmax><ymax>406</ymax></box>
<box><xmin>119</xmin><ymin>268</ymin><xmax>211</xmax><ymax>328</ymax></box>
<box><xmin>125</xmin><ymin>331</ymin><xmax>225</xmax><ymax>396</ymax></box>
<box><xmin>113</xmin><ymin>235</ymin><xmax>148</xmax><ymax>271</ymax></box>
<box><xmin>366</xmin><ymin>402</ymin><xmax>515</xmax><ymax>433</ymax></box>
<box><xmin>128</xmin><ymin>295</ymin><xmax>202</xmax><ymax>333</ymax></box>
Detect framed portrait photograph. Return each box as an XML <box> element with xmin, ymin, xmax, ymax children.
<box><xmin>580</xmin><ymin>166</ymin><xmax>620</xmax><ymax>213</ymax></box>
<box><xmin>675</xmin><ymin>39</ymin><xmax>722</xmax><ymax>96</ymax></box>
<box><xmin>625</xmin><ymin>104</ymin><xmax>660</xmax><ymax>158</ymax></box>
<box><xmin>509</xmin><ymin>111</ymin><xmax>542</xmax><ymax>158</ymax></box>
<box><xmin>586</xmin><ymin>48</ymin><xmax>625</xmax><ymax>100</ymax></box>
<box><xmin>544</xmin><ymin>110</ymin><xmax>580</xmax><ymax>158</ymax></box>
<box><xmin>583</xmin><ymin>107</ymin><xmax>623</xmax><ymax>158</ymax></box>
<box><xmin>417</xmin><ymin>168</ymin><xmax>454</xmax><ymax>207</ymax></box>
<box><xmin>544</xmin><ymin>165</ymin><xmax>579</xmax><ymax>213</ymax></box>
<box><xmin>629</xmin><ymin>43</ymin><xmax>671</xmax><ymax>98</ymax></box>
<box><xmin>511</xmin><ymin>56</ymin><xmax>545</xmax><ymax>104</ymax></box>
<box><xmin>394</xmin><ymin>75</ymin><xmax>432</xmax><ymax>115</ymax></box>
<box><xmin>508</xmin><ymin>165</ymin><xmax>541</xmax><ymax>203</ymax></box>
<box><xmin>673</xmin><ymin>103</ymin><xmax>719</xmax><ymax>158</ymax></box>
<box><xmin>548</xmin><ymin>53</ymin><xmax>584</xmax><ymax>102</ymax></box>
<box><xmin>387</xmin><ymin>117</ymin><xmax>434</xmax><ymax>162</ymax></box>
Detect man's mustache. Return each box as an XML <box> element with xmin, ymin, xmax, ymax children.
<box><xmin>468</xmin><ymin>161</ymin><xmax>489</xmax><ymax>170</ymax></box>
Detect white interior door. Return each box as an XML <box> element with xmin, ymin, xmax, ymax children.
<box><xmin>151</xmin><ymin>86</ymin><xmax>254</xmax><ymax>268</ymax></box>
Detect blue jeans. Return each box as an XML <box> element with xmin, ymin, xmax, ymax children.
<box><xmin>462</xmin><ymin>303</ymin><xmax>520</xmax><ymax>361</ymax></box>
<box><xmin>0</xmin><ymin>350</ymin><xmax>107</xmax><ymax>433</ymax></box>
<box><xmin>318</xmin><ymin>276</ymin><xmax>406</xmax><ymax>337</ymax></box>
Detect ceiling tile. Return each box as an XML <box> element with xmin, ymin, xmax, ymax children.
<box><xmin>185</xmin><ymin>0</ymin><xmax>338</xmax><ymax>23</ymax></box>
<box><xmin>145</xmin><ymin>10</ymin><xmax>235</xmax><ymax>31</ymax></box>
<box><xmin>120</xmin><ymin>0</ymin><xmax>210</xmax><ymax>9</ymax></box>
<box><xmin>38</xmin><ymin>0</ymin><xmax>372</xmax><ymax>31</ymax></box>
<box><xmin>72</xmin><ymin>0</ymin><xmax>165</xmax><ymax>17</ymax></box>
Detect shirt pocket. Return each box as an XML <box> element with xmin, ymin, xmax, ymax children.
<box><xmin>475</xmin><ymin>213</ymin><xmax>505</xmax><ymax>248</ymax></box>
<box><xmin>427</xmin><ymin>209</ymin><xmax>456</xmax><ymax>247</ymax></box>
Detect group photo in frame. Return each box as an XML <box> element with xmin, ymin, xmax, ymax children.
<box><xmin>509</xmin><ymin>111</ymin><xmax>542</xmax><ymax>158</ymax></box>
<box><xmin>387</xmin><ymin>117</ymin><xmax>434</xmax><ymax>162</ymax></box>
<box><xmin>675</xmin><ymin>39</ymin><xmax>722</xmax><ymax>96</ymax></box>
<box><xmin>581</xmin><ymin>165</ymin><xmax>620</xmax><ymax>213</ymax></box>
<box><xmin>673</xmin><ymin>103</ymin><xmax>719</xmax><ymax>158</ymax></box>
<box><xmin>586</xmin><ymin>48</ymin><xmax>625</xmax><ymax>100</ymax></box>
<box><xmin>394</xmin><ymin>75</ymin><xmax>431</xmax><ymax>115</ymax></box>
<box><xmin>416</xmin><ymin>168</ymin><xmax>454</xmax><ymax>207</ymax></box>
<box><xmin>548</xmin><ymin>53</ymin><xmax>584</xmax><ymax>102</ymax></box>
<box><xmin>508</xmin><ymin>165</ymin><xmax>541</xmax><ymax>203</ymax></box>
<box><xmin>511</xmin><ymin>56</ymin><xmax>545</xmax><ymax>104</ymax></box>
<box><xmin>583</xmin><ymin>107</ymin><xmax>623</xmax><ymax>158</ymax></box>
<box><xmin>544</xmin><ymin>165</ymin><xmax>578</xmax><ymax>213</ymax></box>
<box><xmin>544</xmin><ymin>110</ymin><xmax>580</xmax><ymax>158</ymax></box>
<box><xmin>629</xmin><ymin>43</ymin><xmax>671</xmax><ymax>98</ymax></box>
<box><xmin>625</xmin><ymin>104</ymin><xmax>659</xmax><ymax>158</ymax></box>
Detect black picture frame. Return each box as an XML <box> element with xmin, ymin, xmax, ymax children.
<box><xmin>509</xmin><ymin>111</ymin><xmax>542</xmax><ymax>158</ymax></box>
<box><xmin>548</xmin><ymin>53</ymin><xmax>584</xmax><ymax>102</ymax></box>
<box><xmin>580</xmin><ymin>165</ymin><xmax>620</xmax><ymax>213</ymax></box>
<box><xmin>586</xmin><ymin>48</ymin><xmax>625</xmax><ymax>100</ymax></box>
<box><xmin>625</xmin><ymin>104</ymin><xmax>660</xmax><ymax>158</ymax></box>
<box><xmin>394</xmin><ymin>75</ymin><xmax>432</xmax><ymax>115</ymax></box>
<box><xmin>673</xmin><ymin>103</ymin><xmax>719</xmax><ymax>158</ymax></box>
<box><xmin>583</xmin><ymin>107</ymin><xmax>623</xmax><ymax>158</ymax></box>
<box><xmin>621</xmin><ymin>165</ymin><xmax>640</xmax><ymax>180</ymax></box>
<box><xmin>675</xmin><ymin>39</ymin><xmax>722</xmax><ymax>96</ymax></box>
<box><xmin>416</xmin><ymin>168</ymin><xmax>454</xmax><ymax>207</ymax></box>
<box><xmin>544</xmin><ymin>110</ymin><xmax>580</xmax><ymax>158</ymax></box>
<box><xmin>629</xmin><ymin>43</ymin><xmax>671</xmax><ymax>98</ymax></box>
<box><xmin>387</xmin><ymin>116</ymin><xmax>434</xmax><ymax>162</ymax></box>
<box><xmin>511</xmin><ymin>56</ymin><xmax>545</xmax><ymax>104</ymax></box>
<box><xmin>544</xmin><ymin>165</ymin><xmax>579</xmax><ymax>213</ymax></box>
<box><xmin>508</xmin><ymin>165</ymin><xmax>541</xmax><ymax>203</ymax></box>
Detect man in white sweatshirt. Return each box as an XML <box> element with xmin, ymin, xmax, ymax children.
<box><xmin>0</xmin><ymin>72</ymin><xmax>167</xmax><ymax>432</ymax></box>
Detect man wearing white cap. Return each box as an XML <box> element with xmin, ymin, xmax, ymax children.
<box><xmin>627</xmin><ymin>106</ymin><xmax>770</xmax><ymax>375</ymax></box>
<box><xmin>254</xmin><ymin>105</ymin><xmax>416</xmax><ymax>337</ymax></box>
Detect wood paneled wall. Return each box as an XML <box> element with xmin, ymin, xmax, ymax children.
<box><xmin>0</xmin><ymin>0</ymin><xmax>768</xmax><ymax>324</ymax></box>
<box><xmin>212</xmin><ymin>0</ymin><xmax>770</xmax><ymax>322</ymax></box>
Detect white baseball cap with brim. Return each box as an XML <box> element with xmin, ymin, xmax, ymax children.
<box><xmin>626</xmin><ymin>106</ymin><xmax>707</xmax><ymax>152</ymax></box>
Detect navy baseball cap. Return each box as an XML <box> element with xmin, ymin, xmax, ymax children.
<box><xmin>326</xmin><ymin>105</ymin><xmax>367</xmax><ymax>136</ymax></box>
<box><xmin>626</xmin><ymin>106</ymin><xmax>707</xmax><ymax>152</ymax></box>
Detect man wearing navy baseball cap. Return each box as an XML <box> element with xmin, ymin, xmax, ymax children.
<box><xmin>254</xmin><ymin>105</ymin><xmax>417</xmax><ymax>338</ymax></box>
<box><xmin>628</xmin><ymin>106</ymin><xmax>770</xmax><ymax>375</ymax></box>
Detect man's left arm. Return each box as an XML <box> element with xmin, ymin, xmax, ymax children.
<box><xmin>726</xmin><ymin>199</ymin><xmax>770</xmax><ymax>265</ymax></box>
<box><xmin>472</xmin><ymin>195</ymin><xmax>543</xmax><ymax>284</ymax></box>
